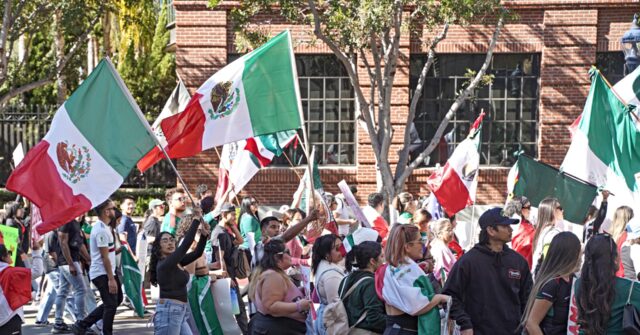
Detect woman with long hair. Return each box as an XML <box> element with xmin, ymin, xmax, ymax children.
<box><xmin>576</xmin><ymin>233</ymin><xmax>640</xmax><ymax>334</ymax></box>
<box><xmin>609</xmin><ymin>206</ymin><xmax>633</xmax><ymax>277</ymax></box>
<box><xmin>249</xmin><ymin>239</ymin><xmax>311</xmax><ymax>334</ymax></box>
<box><xmin>339</xmin><ymin>241</ymin><xmax>386</xmax><ymax>334</ymax></box>
<box><xmin>620</xmin><ymin>217</ymin><xmax>640</xmax><ymax>281</ymax></box>
<box><xmin>311</xmin><ymin>234</ymin><xmax>345</xmax><ymax>335</ymax></box>
<box><xmin>239</xmin><ymin>196</ymin><xmax>261</xmax><ymax>264</ymax></box>
<box><xmin>149</xmin><ymin>214</ymin><xmax>210</xmax><ymax>335</ymax></box>
<box><xmin>428</xmin><ymin>218</ymin><xmax>456</xmax><ymax>283</ymax></box>
<box><xmin>531</xmin><ymin>198</ymin><xmax>563</xmax><ymax>274</ymax></box>
<box><xmin>379</xmin><ymin>224</ymin><xmax>449</xmax><ymax>335</ymax></box>
<box><xmin>506</xmin><ymin>196</ymin><xmax>535</xmax><ymax>268</ymax></box>
<box><xmin>523</xmin><ymin>232</ymin><xmax>581</xmax><ymax>335</ymax></box>
<box><xmin>393</xmin><ymin>192</ymin><xmax>416</xmax><ymax>225</ymax></box>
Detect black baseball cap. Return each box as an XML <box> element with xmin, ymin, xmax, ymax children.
<box><xmin>479</xmin><ymin>207</ymin><xmax>519</xmax><ymax>229</ymax></box>
<box><xmin>220</xmin><ymin>203</ymin><xmax>235</xmax><ymax>213</ymax></box>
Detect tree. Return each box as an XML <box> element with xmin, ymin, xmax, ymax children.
<box><xmin>217</xmin><ymin>0</ymin><xmax>507</xmax><ymax>204</ymax></box>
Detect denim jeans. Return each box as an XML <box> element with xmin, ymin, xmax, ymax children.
<box><xmin>78</xmin><ymin>275</ymin><xmax>123</xmax><ymax>335</ymax></box>
<box><xmin>154</xmin><ymin>299</ymin><xmax>192</xmax><ymax>335</ymax></box>
<box><xmin>82</xmin><ymin>274</ymin><xmax>97</xmax><ymax>312</ymax></box>
<box><xmin>36</xmin><ymin>270</ymin><xmax>74</xmax><ymax>323</ymax></box>
<box><xmin>55</xmin><ymin>262</ymin><xmax>87</xmax><ymax>324</ymax></box>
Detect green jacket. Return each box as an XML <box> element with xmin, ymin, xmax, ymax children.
<box><xmin>337</xmin><ymin>270</ymin><xmax>386</xmax><ymax>333</ymax></box>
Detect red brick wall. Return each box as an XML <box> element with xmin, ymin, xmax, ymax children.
<box><xmin>173</xmin><ymin>1</ymin><xmax>638</xmax><ymax>206</ymax></box>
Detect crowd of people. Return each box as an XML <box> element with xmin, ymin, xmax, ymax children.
<box><xmin>1</xmin><ymin>185</ymin><xmax>640</xmax><ymax>335</ymax></box>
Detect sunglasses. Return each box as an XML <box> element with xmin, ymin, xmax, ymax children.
<box><xmin>522</xmin><ymin>206</ymin><xmax>531</xmax><ymax>210</ymax></box>
<box><xmin>556</xmin><ymin>206</ymin><xmax>563</xmax><ymax>211</ymax></box>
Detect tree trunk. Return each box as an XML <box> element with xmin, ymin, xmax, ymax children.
<box><xmin>54</xmin><ymin>10</ymin><xmax>66</xmax><ymax>104</ymax></box>
<box><xmin>103</xmin><ymin>11</ymin><xmax>111</xmax><ymax>57</ymax></box>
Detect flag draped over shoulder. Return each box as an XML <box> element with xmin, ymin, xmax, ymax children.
<box><xmin>562</xmin><ymin>69</ymin><xmax>640</xmax><ymax>219</ymax></box>
<box><xmin>514</xmin><ymin>155</ymin><xmax>598</xmax><ymax>223</ymax></box>
<box><xmin>121</xmin><ymin>246</ymin><xmax>145</xmax><ymax>317</ymax></box>
<box><xmin>427</xmin><ymin>113</ymin><xmax>485</xmax><ymax>216</ymax></box>
<box><xmin>188</xmin><ymin>275</ymin><xmax>223</xmax><ymax>335</ymax></box>
<box><xmin>138</xmin><ymin>30</ymin><xmax>303</xmax><ymax>171</ymax></box>
<box><xmin>376</xmin><ymin>259</ymin><xmax>440</xmax><ymax>335</ymax></box>
<box><xmin>215</xmin><ymin>130</ymin><xmax>297</xmax><ymax>202</ymax></box>
<box><xmin>6</xmin><ymin>59</ymin><xmax>156</xmax><ymax>234</ymax></box>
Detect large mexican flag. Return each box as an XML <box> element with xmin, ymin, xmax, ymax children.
<box><xmin>562</xmin><ymin>69</ymin><xmax>640</xmax><ymax>221</ymax></box>
<box><xmin>138</xmin><ymin>30</ymin><xmax>303</xmax><ymax>171</ymax></box>
<box><xmin>6</xmin><ymin>59</ymin><xmax>156</xmax><ymax>234</ymax></box>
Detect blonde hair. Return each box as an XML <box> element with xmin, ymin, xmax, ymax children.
<box><xmin>385</xmin><ymin>224</ymin><xmax>420</xmax><ymax>267</ymax></box>
<box><xmin>611</xmin><ymin>206</ymin><xmax>634</xmax><ymax>242</ymax></box>
<box><xmin>533</xmin><ymin>198</ymin><xmax>560</xmax><ymax>250</ymax></box>
<box><xmin>429</xmin><ymin>218</ymin><xmax>452</xmax><ymax>241</ymax></box>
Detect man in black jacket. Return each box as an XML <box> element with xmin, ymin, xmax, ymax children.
<box><xmin>443</xmin><ymin>207</ymin><xmax>532</xmax><ymax>335</ymax></box>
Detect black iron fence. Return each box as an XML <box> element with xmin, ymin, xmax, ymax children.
<box><xmin>0</xmin><ymin>105</ymin><xmax>176</xmax><ymax>188</ymax></box>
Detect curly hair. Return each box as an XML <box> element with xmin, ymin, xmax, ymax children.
<box><xmin>577</xmin><ymin>234</ymin><xmax>618</xmax><ymax>335</ymax></box>
<box><xmin>149</xmin><ymin>231</ymin><xmax>174</xmax><ymax>286</ymax></box>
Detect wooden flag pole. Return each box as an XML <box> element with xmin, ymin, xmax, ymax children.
<box><xmin>105</xmin><ymin>57</ymin><xmax>199</xmax><ymax>206</ymax></box>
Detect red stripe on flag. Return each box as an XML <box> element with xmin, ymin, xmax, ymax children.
<box><xmin>215</xmin><ymin>167</ymin><xmax>229</xmax><ymax>203</ymax></box>
<box><xmin>427</xmin><ymin>163</ymin><xmax>472</xmax><ymax>217</ymax></box>
<box><xmin>6</xmin><ymin>141</ymin><xmax>92</xmax><ymax>234</ymax></box>
<box><xmin>137</xmin><ymin>93</ymin><xmax>207</xmax><ymax>171</ymax></box>
<box><xmin>244</xmin><ymin>137</ymin><xmax>271</xmax><ymax>167</ymax></box>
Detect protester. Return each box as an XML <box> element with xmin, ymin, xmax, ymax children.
<box><xmin>117</xmin><ymin>196</ymin><xmax>137</xmax><ymax>254</ymax></box>
<box><xmin>195</xmin><ymin>184</ymin><xmax>214</xmax><ymax>214</ymax></box>
<box><xmin>312</xmin><ymin>234</ymin><xmax>345</xmax><ymax>335</ymax></box>
<box><xmin>505</xmin><ymin>196</ymin><xmax>535</xmax><ymax>268</ymax></box>
<box><xmin>393</xmin><ymin>192</ymin><xmax>416</xmax><ymax>225</ymax></box>
<box><xmin>445</xmin><ymin>214</ymin><xmax>465</xmax><ymax>260</ymax></box>
<box><xmin>253</xmin><ymin>210</ymin><xmax>319</xmax><ymax>267</ymax></box>
<box><xmin>161</xmin><ymin>188</ymin><xmax>186</xmax><ymax>235</ymax></box>
<box><xmin>429</xmin><ymin>218</ymin><xmax>456</xmax><ymax>283</ymax></box>
<box><xmin>339</xmin><ymin>241</ymin><xmax>386</xmax><ymax>334</ymax></box>
<box><xmin>583</xmin><ymin>190</ymin><xmax>609</xmax><ymax>240</ymax></box>
<box><xmin>149</xmin><ymin>213</ymin><xmax>209</xmax><ymax>335</ymax></box>
<box><xmin>249</xmin><ymin>239</ymin><xmax>311</xmax><ymax>334</ymax></box>
<box><xmin>211</xmin><ymin>203</ymin><xmax>248</xmax><ymax>333</ymax></box>
<box><xmin>72</xmin><ymin>200</ymin><xmax>123</xmax><ymax>335</ymax></box>
<box><xmin>0</xmin><ymin>244</ymin><xmax>31</xmax><ymax>335</ymax></box>
<box><xmin>239</xmin><ymin>196</ymin><xmax>261</xmax><ymax>264</ymax></box>
<box><xmin>53</xmin><ymin>217</ymin><xmax>91</xmax><ymax>333</ymax></box>
<box><xmin>414</xmin><ymin>208</ymin><xmax>432</xmax><ymax>243</ymax></box>
<box><xmin>531</xmin><ymin>198</ymin><xmax>563</xmax><ymax>274</ymax></box>
<box><xmin>284</xmin><ymin>209</ymin><xmax>313</xmax><ymax>286</ymax></box>
<box><xmin>4</xmin><ymin>201</ymin><xmax>29</xmax><ymax>262</ymax></box>
<box><xmin>577</xmin><ymin>233</ymin><xmax>640</xmax><ymax>334</ymax></box>
<box><xmin>522</xmin><ymin>232</ymin><xmax>581</xmax><ymax>335</ymax></box>
<box><xmin>444</xmin><ymin>207</ymin><xmax>532</xmax><ymax>335</ymax></box>
<box><xmin>362</xmin><ymin>193</ymin><xmax>389</xmax><ymax>240</ymax></box>
<box><xmin>621</xmin><ymin>216</ymin><xmax>640</xmax><ymax>281</ymax></box>
<box><xmin>378</xmin><ymin>224</ymin><xmax>449</xmax><ymax>334</ymax></box>
<box><xmin>610</xmin><ymin>206</ymin><xmax>633</xmax><ymax>277</ymax></box>
<box><xmin>325</xmin><ymin>193</ymin><xmax>357</xmax><ymax>237</ymax></box>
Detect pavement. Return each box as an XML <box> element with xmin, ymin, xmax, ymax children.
<box><xmin>22</xmin><ymin>292</ymin><xmax>155</xmax><ymax>335</ymax></box>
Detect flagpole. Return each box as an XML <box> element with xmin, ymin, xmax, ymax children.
<box><xmin>104</xmin><ymin>57</ymin><xmax>199</xmax><ymax>206</ymax></box>
<box><xmin>598</xmin><ymin>68</ymin><xmax>640</xmax><ymax>124</ymax></box>
<box><xmin>286</xmin><ymin>30</ymin><xmax>316</xmax><ymax>208</ymax></box>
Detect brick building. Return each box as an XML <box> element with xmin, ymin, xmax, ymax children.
<box><xmin>170</xmin><ymin>0</ymin><xmax>638</xmax><ymax>206</ymax></box>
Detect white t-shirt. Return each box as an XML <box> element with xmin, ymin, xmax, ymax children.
<box><xmin>532</xmin><ymin>225</ymin><xmax>561</xmax><ymax>274</ymax></box>
<box><xmin>89</xmin><ymin>220</ymin><xmax>116</xmax><ymax>280</ymax></box>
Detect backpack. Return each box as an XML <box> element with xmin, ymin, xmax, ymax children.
<box><xmin>323</xmin><ymin>276</ymin><xmax>372</xmax><ymax>335</ymax></box>
<box><xmin>232</xmin><ymin>248</ymin><xmax>251</xmax><ymax>279</ymax></box>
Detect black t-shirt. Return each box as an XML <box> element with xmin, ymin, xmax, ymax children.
<box><xmin>43</xmin><ymin>231</ymin><xmax>59</xmax><ymax>273</ymax></box>
<box><xmin>56</xmin><ymin>220</ymin><xmax>83</xmax><ymax>266</ymax></box>
<box><xmin>536</xmin><ymin>276</ymin><xmax>573</xmax><ymax>335</ymax></box>
<box><xmin>215</xmin><ymin>226</ymin><xmax>237</xmax><ymax>279</ymax></box>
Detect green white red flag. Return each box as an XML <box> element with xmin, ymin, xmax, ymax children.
<box><xmin>137</xmin><ymin>30</ymin><xmax>303</xmax><ymax>172</ymax></box>
<box><xmin>6</xmin><ymin>59</ymin><xmax>156</xmax><ymax>234</ymax></box>
<box><xmin>426</xmin><ymin>112</ymin><xmax>485</xmax><ymax>216</ymax></box>
<box><xmin>215</xmin><ymin>130</ymin><xmax>297</xmax><ymax>202</ymax></box>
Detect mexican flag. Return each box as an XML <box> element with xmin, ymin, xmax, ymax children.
<box><xmin>426</xmin><ymin>112</ymin><xmax>485</xmax><ymax>216</ymax></box>
<box><xmin>6</xmin><ymin>59</ymin><xmax>156</xmax><ymax>234</ymax></box>
<box><xmin>562</xmin><ymin>69</ymin><xmax>640</xmax><ymax>221</ymax></box>
<box><xmin>188</xmin><ymin>275</ymin><xmax>223</xmax><ymax>335</ymax></box>
<box><xmin>340</xmin><ymin>227</ymin><xmax>380</xmax><ymax>255</ymax></box>
<box><xmin>121</xmin><ymin>246</ymin><xmax>145</xmax><ymax>317</ymax></box>
<box><xmin>375</xmin><ymin>259</ymin><xmax>441</xmax><ymax>334</ymax></box>
<box><xmin>215</xmin><ymin>130</ymin><xmax>297</xmax><ymax>202</ymax></box>
<box><xmin>138</xmin><ymin>30</ymin><xmax>303</xmax><ymax>171</ymax></box>
<box><xmin>512</xmin><ymin>155</ymin><xmax>598</xmax><ymax>223</ymax></box>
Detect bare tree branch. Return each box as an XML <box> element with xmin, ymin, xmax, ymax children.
<box><xmin>0</xmin><ymin>14</ymin><xmax>100</xmax><ymax>107</ymax></box>
<box><xmin>398</xmin><ymin>15</ymin><xmax>504</xmax><ymax>185</ymax></box>
<box><xmin>395</xmin><ymin>22</ymin><xmax>449</xmax><ymax>187</ymax></box>
<box><xmin>0</xmin><ymin>0</ymin><xmax>14</xmax><ymax>85</ymax></box>
<box><xmin>306</xmin><ymin>0</ymin><xmax>381</xmax><ymax>154</ymax></box>
<box><xmin>359</xmin><ymin>46</ymin><xmax>378</xmax><ymax>128</ymax></box>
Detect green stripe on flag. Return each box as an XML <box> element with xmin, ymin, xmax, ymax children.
<box><xmin>513</xmin><ymin>155</ymin><xmax>598</xmax><ymax>222</ymax></box>
<box><xmin>579</xmin><ymin>72</ymin><xmax>640</xmax><ymax>191</ymax></box>
<box><xmin>64</xmin><ymin>60</ymin><xmax>156</xmax><ymax>178</ymax></box>
<box><xmin>188</xmin><ymin>275</ymin><xmax>223</xmax><ymax>335</ymax></box>
<box><xmin>120</xmin><ymin>247</ymin><xmax>145</xmax><ymax>317</ymax></box>
<box><xmin>243</xmin><ymin>31</ymin><xmax>301</xmax><ymax>135</ymax></box>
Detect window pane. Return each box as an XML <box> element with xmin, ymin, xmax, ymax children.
<box><xmin>325</xmin><ymin>122</ymin><xmax>339</xmax><ymax>142</ymax></box>
<box><xmin>492</xmin><ymin>77</ymin><xmax>506</xmax><ymax>99</ymax></box>
<box><xmin>326</xmin><ymin>100</ymin><xmax>339</xmax><ymax>121</ymax></box>
<box><xmin>507</xmin><ymin>100</ymin><xmax>520</xmax><ymax>120</ymax></box>
<box><xmin>341</xmin><ymin>100</ymin><xmax>355</xmax><ymax>121</ymax></box>
<box><xmin>425</xmin><ymin>78</ymin><xmax>439</xmax><ymax>99</ymax></box>
<box><xmin>309</xmin><ymin>123</ymin><xmax>323</xmax><ymax>142</ymax></box>
<box><xmin>442</xmin><ymin>79</ymin><xmax>456</xmax><ymax>99</ymax></box>
<box><xmin>523</xmin><ymin>78</ymin><xmax>538</xmax><ymax>99</ymax></box>
<box><xmin>521</xmin><ymin>121</ymin><xmax>536</xmax><ymax>143</ymax></box>
<box><xmin>341</xmin><ymin>79</ymin><xmax>353</xmax><ymax>98</ymax></box>
<box><xmin>340</xmin><ymin>144</ymin><xmax>355</xmax><ymax>165</ymax></box>
<box><xmin>309</xmin><ymin>79</ymin><xmax>323</xmax><ymax>99</ymax></box>
<box><xmin>299</xmin><ymin>78</ymin><xmax>308</xmax><ymax>99</ymax></box>
<box><xmin>341</xmin><ymin>122</ymin><xmax>355</xmax><ymax>142</ymax></box>
<box><xmin>522</xmin><ymin>99</ymin><xmax>538</xmax><ymax>120</ymax></box>
<box><xmin>492</xmin><ymin>100</ymin><xmax>506</xmax><ymax>120</ymax></box>
<box><xmin>325</xmin><ymin>78</ymin><xmax>339</xmax><ymax>99</ymax></box>
<box><xmin>309</xmin><ymin>101</ymin><xmax>323</xmax><ymax>121</ymax></box>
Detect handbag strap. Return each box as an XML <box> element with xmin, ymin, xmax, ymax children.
<box><xmin>340</xmin><ymin>277</ymin><xmax>373</xmax><ymax>302</ymax></box>
<box><xmin>350</xmin><ymin>310</ymin><xmax>368</xmax><ymax>330</ymax></box>
<box><xmin>628</xmin><ymin>280</ymin><xmax>636</xmax><ymax>305</ymax></box>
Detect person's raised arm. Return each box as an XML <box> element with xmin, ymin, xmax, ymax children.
<box><xmin>282</xmin><ymin>210</ymin><xmax>320</xmax><ymax>242</ymax></box>
<box><xmin>593</xmin><ymin>190</ymin><xmax>609</xmax><ymax>234</ymax></box>
<box><xmin>181</xmin><ymin>223</ymin><xmax>210</xmax><ymax>266</ymax></box>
